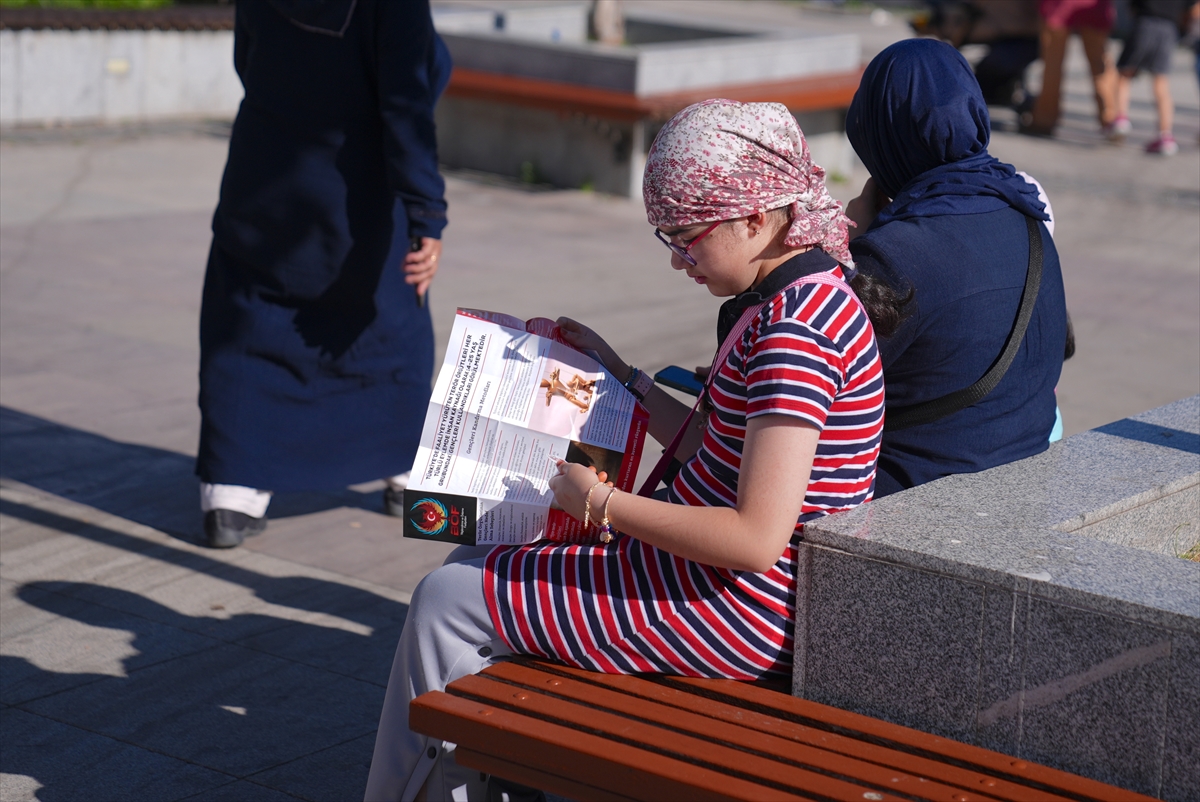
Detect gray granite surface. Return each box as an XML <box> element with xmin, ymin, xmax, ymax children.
<box><xmin>806</xmin><ymin>396</ymin><xmax>1200</xmax><ymax>628</ymax></box>
<box><xmin>796</xmin><ymin>398</ymin><xmax>1200</xmax><ymax>799</ymax></box>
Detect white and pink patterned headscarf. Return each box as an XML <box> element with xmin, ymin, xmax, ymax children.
<box><xmin>643</xmin><ymin>99</ymin><xmax>853</xmax><ymax>267</ymax></box>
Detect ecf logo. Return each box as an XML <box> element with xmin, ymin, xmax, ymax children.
<box><xmin>409</xmin><ymin>497</ymin><xmax>463</xmax><ymax>538</ymax></box>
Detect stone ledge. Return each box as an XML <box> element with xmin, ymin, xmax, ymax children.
<box><xmin>794</xmin><ymin>396</ymin><xmax>1200</xmax><ymax>799</ymax></box>
<box><xmin>805</xmin><ymin>395</ymin><xmax>1199</xmax><ymax>626</ymax></box>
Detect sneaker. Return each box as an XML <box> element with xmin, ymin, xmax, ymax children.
<box><xmin>204</xmin><ymin>509</ymin><xmax>267</xmax><ymax>548</ymax></box>
<box><xmin>1104</xmin><ymin>115</ymin><xmax>1132</xmax><ymax>140</ymax></box>
<box><xmin>1145</xmin><ymin>134</ymin><xmax>1178</xmax><ymax>156</ymax></box>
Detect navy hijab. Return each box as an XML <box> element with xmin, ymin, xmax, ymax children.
<box><xmin>846</xmin><ymin>39</ymin><xmax>1047</xmax><ymax>226</ymax></box>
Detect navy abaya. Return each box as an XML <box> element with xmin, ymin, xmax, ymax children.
<box><xmin>197</xmin><ymin>0</ymin><xmax>450</xmax><ymax>491</ymax></box>
<box><xmin>846</xmin><ymin>40</ymin><xmax>1068</xmax><ymax>497</ymax></box>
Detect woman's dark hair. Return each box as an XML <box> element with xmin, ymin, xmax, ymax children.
<box><xmin>849</xmin><ymin>268</ymin><xmax>911</xmax><ymax>339</ymax></box>
<box><xmin>768</xmin><ymin>207</ymin><xmax>910</xmax><ymax>338</ymax></box>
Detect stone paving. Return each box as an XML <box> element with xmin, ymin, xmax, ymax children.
<box><xmin>1</xmin><ymin>2</ymin><xmax>1198</xmax><ymax>800</ymax></box>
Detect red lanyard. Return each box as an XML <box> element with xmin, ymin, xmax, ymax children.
<box><xmin>636</xmin><ymin>271</ymin><xmax>856</xmax><ymax>498</ymax></box>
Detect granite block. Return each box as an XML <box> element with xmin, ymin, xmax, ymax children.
<box><xmin>246</xmin><ymin>732</ymin><xmax>377</xmax><ymax>802</ymax></box>
<box><xmin>1016</xmin><ymin>599</ymin><xmax>1172</xmax><ymax>796</ymax></box>
<box><xmin>806</xmin><ymin>503</ymin><xmax>1200</xmax><ymax>630</ymax></box>
<box><xmin>1131</xmin><ymin>395</ymin><xmax>1200</xmax><ymax>434</ymax></box>
<box><xmin>1161</xmin><ymin>631</ymin><xmax>1200</xmax><ymax>802</ymax></box>
<box><xmin>1069</xmin><ymin>479</ymin><xmax>1198</xmax><ymax>556</ymax></box>
<box><xmin>973</xmin><ymin>586</ymin><xmax>1030</xmax><ymax>756</ymax></box>
<box><xmin>23</xmin><ymin>643</ymin><xmax>384</xmax><ymax>777</ymax></box>
<box><xmin>807</xmin><ymin>397</ymin><xmax>1199</xmax><ymax>550</ymax></box>
<box><xmin>1094</xmin><ymin>418</ymin><xmax>1200</xmax><ymax>455</ymax></box>
<box><xmin>0</xmin><ymin>706</ymin><xmax>230</xmax><ymax>801</ymax></box>
<box><xmin>795</xmin><ymin>546</ymin><xmax>985</xmax><ymax>740</ymax></box>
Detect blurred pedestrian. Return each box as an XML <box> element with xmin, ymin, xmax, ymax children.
<box><xmin>1024</xmin><ymin>0</ymin><xmax>1117</xmax><ymax>135</ymax></box>
<box><xmin>1108</xmin><ymin>0</ymin><xmax>1198</xmax><ymax>155</ymax></box>
<box><xmin>196</xmin><ymin>0</ymin><xmax>450</xmax><ymax>548</ymax></box>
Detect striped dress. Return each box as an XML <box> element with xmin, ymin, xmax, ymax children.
<box><xmin>484</xmin><ymin>264</ymin><xmax>884</xmax><ymax>681</ymax></box>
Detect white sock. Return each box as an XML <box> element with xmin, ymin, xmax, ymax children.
<box><xmin>200</xmin><ymin>483</ymin><xmax>272</xmax><ymax>518</ymax></box>
<box><xmin>386</xmin><ymin>471</ymin><xmax>411</xmax><ymax>491</ymax></box>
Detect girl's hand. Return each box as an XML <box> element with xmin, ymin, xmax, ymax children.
<box><xmin>547</xmin><ymin>461</ymin><xmax>612</xmax><ymax>521</ymax></box>
<box><xmin>845</xmin><ymin>177</ymin><xmax>889</xmax><ymax>238</ymax></box>
<box><xmin>556</xmin><ymin>317</ymin><xmax>628</xmax><ymax>381</ymax></box>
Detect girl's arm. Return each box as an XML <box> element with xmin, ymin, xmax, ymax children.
<box><xmin>556</xmin><ymin>317</ymin><xmax>706</xmax><ymax>459</ymax></box>
<box><xmin>549</xmin><ymin>414</ymin><xmax>819</xmax><ymax>572</ymax></box>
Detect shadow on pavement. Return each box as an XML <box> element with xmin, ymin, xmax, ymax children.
<box><xmin>0</xmin><ymin>497</ymin><xmax>411</xmax><ymax>800</ymax></box>
<box><xmin>0</xmin><ymin>406</ymin><xmax>384</xmax><ymax>545</ymax></box>
<box><xmin>2</xmin><ymin>580</ymin><xmax>399</xmax><ymax>800</ymax></box>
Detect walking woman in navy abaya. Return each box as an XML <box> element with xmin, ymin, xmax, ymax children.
<box><xmin>196</xmin><ymin>0</ymin><xmax>450</xmax><ymax>547</ymax></box>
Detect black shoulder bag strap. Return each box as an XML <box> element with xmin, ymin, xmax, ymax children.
<box><xmin>884</xmin><ymin>215</ymin><xmax>1044</xmax><ymax>432</ymax></box>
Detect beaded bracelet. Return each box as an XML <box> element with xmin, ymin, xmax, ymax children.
<box><xmin>598</xmin><ymin>487</ymin><xmax>617</xmax><ymax>544</ymax></box>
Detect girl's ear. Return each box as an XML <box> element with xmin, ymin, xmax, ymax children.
<box><xmin>744</xmin><ymin>211</ymin><xmax>769</xmax><ymax>237</ymax></box>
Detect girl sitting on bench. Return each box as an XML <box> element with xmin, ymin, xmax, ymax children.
<box><xmin>366</xmin><ymin>99</ymin><xmax>896</xmax><ymax>802</ymax></box>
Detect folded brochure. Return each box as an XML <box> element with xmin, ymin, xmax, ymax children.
<box><xmin>402</xmin><ymin>309</ymin><xmax>649</xmax><ymax>546</ymax></box>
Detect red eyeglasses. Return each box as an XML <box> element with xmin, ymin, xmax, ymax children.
<box><xmin>654</xmin><ymin>220</ymin><xmax>722</xmax><ymax>266</ymax></box>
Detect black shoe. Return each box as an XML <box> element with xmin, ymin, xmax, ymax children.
<box><xmin>204</xmin><ymin>509</ymin><xmax>267</xmax><ymax>549</ymax></box>
<box><xmin>383</xmin><ymin>486</ymin><xmax>405</xmax><ymax>518</ymax></box>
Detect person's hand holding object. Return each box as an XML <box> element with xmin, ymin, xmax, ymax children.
<box><xmin>548</xmin><ymin>460</ymin><xmax>613</xmax><ymax>522</ymax></box>
<box><xmin>404</xmin><ymin>237</ymin><xmax>442</xmax><ymax>298</ymax></box>
<box><xmin>845</xmin><ymin>177</ymin><xmax>890</xmax><ymax>239</ymax></box>
<box><xmin>556</xmin><ymin>317</ymin><xmax>629</xmax><ymax>382</ymax></box>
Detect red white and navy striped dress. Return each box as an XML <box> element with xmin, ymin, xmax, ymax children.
<box><xmin>484</xmin><ymin>262</ymin><xmax>884</xmax><ymax>681</ymax></box>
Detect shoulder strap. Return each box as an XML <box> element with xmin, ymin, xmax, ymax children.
<box><xmin>637</xmin><ymin>269</ymin><xmax>855</xmax><ymax>497</ymax></box>
<box><xmin>884</xmin><ymin>215</ymin><xmax>1044</xmax><ymax>432</ymax></box>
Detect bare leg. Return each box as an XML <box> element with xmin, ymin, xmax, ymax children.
<box><xmin>1116</xmin><ymin>70</ymin><xmax>1134</xmax><ymax>120</ymax></box>
<box><xmin>1152</xmin><ymin>73</ymin><xmax>1174</xmax><ymax>135</ymax></box>
<box><xmin>1030</xmin><ymin>25</ymin><xmax>1070</xmax><ymax>133</ymax></box>
<box><xmin>1079</xmin><ymin>27</ymin><xmax>1116</xmax><ymax>126</ymax></box>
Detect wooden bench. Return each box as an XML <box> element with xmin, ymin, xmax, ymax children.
<box><xmin>411</xmin><ymin>657</ymin><xmax>1155</xmax><ymax>802</ymax></box>
<box><xmin>445</xmin><ymin>67</ymin><xmax>864</xmax><ymax>123</ymax></box>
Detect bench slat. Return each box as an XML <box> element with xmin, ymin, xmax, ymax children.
<box><xmin>411</xmin><ymin>659</ymin><xmax>1157</xmax><ymax>802</ymax></box>
<box><xmin>475</xmin><ymin>661</ymin><xmax>1007</xmax><ymax>802</ymax></box>
<box><xmin>411</xmin><ymin>692</ymin><xmax>811</xmax><ymax>802</ymax></box>
<box><xmin>454</xmin><ymin>747</ymin><xmax>640</xmax><ymax>802</ymax></box>
<box><xmin>445</xmin><ymin>67</ymin><xmax>863</xmax><ymax>124</ymax></box>
<box><xmin>500</xmin><ymin>661</ymin><xmax>1077</xmax><ymax>802</ymax></box>
<box><xmin>658</xmin><ymin>674</ymin><xmax>1155</xmax><ymax>802</ymax></box>
<box><xmin>442</xmin><ymin>673</ymin><xmax>912</xmax><ymax>802</ymax></box>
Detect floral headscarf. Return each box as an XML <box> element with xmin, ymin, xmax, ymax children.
<box><xmin>643</xmin><ymin>99</ymin><xmax>853</xmax><ymax>267</ymax></box>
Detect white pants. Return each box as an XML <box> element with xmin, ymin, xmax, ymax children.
<box><xmin>364</xmin><ymin>546</ymin><xmax>510</xmax><ymax>802</ymax></box>
<box><xmin>200</xmin><ymin>473</ymin><xmax>411</xmax><ymax>518</ymax></box>
<box><xmin>200</xmin><ymin>483</ymin><xmax>273</xmax><ymax>518</ymax></box>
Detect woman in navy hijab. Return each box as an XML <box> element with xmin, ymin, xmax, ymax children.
<box><xmin>845</xmin><ymin>39</ymin><xmax>1069</xmax><ymax>497</ymax></box>
<box><xmin>196</xmin><ymin>0</ymin><xmax>450</xmax><ymax>546</ymax></box>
